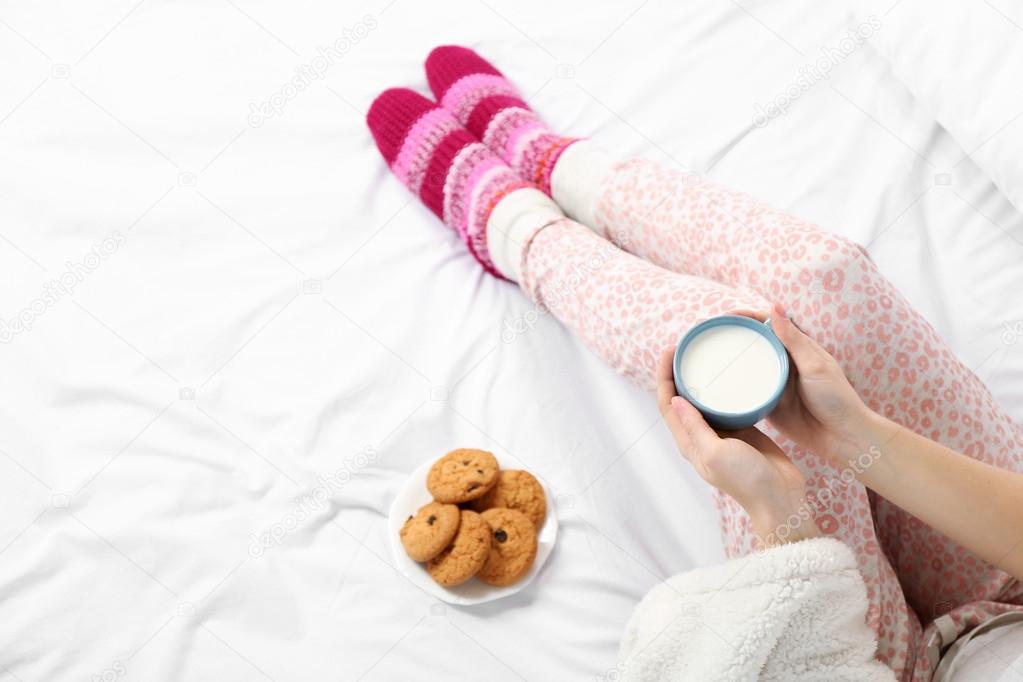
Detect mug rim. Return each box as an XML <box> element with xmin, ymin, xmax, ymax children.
<box><xmin>672</xmin><ymin>314</ymin><xmax>790</xmax><ymax>421</ymax></box>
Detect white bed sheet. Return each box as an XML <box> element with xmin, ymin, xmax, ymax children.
<box><xmin>2</xmin><ymin>1</ymin><xmax>1022</xmax><ymax>680</ymax></box>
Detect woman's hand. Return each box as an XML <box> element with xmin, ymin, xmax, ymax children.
<box><xmin>732</xmin><ymin>303</ymin><xmax>872</xmax><ymax>466</ymax></box>
<box><xmin>657</xmin><ymin>349</ymin><xmax>817</xmax><ymax>546</ymax></box>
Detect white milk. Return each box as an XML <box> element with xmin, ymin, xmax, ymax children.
<box><xmin>679</xmin><ymin>325</ymin><xmax>781</xmax><ymax>413</ymax></box>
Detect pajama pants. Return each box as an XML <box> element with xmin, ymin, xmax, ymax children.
<box><xmin>517</xmin><ymin>157</ymin><xmax>1023</xmax><ymax>681</ymax></box>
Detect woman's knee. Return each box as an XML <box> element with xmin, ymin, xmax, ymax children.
<box><xmin>792</xmin><ymin>233</ymin><xmax>872</xmax><ymax>297</ymax></box>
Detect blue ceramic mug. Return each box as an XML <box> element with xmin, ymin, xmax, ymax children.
<box><xmin>672</xmin><ymin>315</ymin><xmax>790</xmax><ymax>430</ymax></box>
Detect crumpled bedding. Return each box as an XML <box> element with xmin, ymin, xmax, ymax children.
<box><xmin>2</xmin><ymin>0</ymin><xmax>1022</xmax><ymax>680</ymax></box>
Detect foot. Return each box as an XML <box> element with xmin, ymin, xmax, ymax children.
<box><xmin>425</xmin><ymin>45</ymin><xmax>579</xmax><ymax>195</ymax></box>
<box><xmin>366</xmin><ymin>88</ymin><xmax>531</xmax><ymax>277</ymax></box>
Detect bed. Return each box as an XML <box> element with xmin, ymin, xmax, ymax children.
<box><xmin>2</xmin><ymin>0</ymin><xmax>1022</xmax><ymax>679</ymax></box>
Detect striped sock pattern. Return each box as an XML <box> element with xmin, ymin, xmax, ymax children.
<box><xmin>426</xmin><ymin>45</ymin><xmax>579</xmax><ymax>196</ymax></box>
<box><xmin>366</xmin><ymin>88</ymin><xmax>530</xmax><ymax>277</ymax></box>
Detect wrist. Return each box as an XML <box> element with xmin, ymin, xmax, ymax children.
<box><xmin>751</xmin><ymin>507</ymin><xmax>819</xmax><ymax>548</ymax></box>
<box><xmin>825</xmin><ymin>404</ymin><xmax>883</xmax><ymax>462</ymax></box>
<box><xmin>746</xmin><ymin>486</ymin><xmax>819</xmax><ymax>548</ymax></box>
<box><xmin>828</xmin><ymin>409</ymin><xmax>897</xmax><ymax>482</ymax></box>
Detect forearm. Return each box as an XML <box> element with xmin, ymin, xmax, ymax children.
<box><xmin>842</xmin><ymin>410</ymin><xmax>1023</xmax><ymax>582</ymax></box>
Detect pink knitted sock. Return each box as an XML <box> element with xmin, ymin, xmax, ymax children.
<box><xmin>366</xmin><ymin>88</ymin><xmax>530</xmax><ymax>277</ymax></box>
<box><xmin>425</xmin><ymin>45</ymin><xmax>579</xmax><ymax>196</ymax></box>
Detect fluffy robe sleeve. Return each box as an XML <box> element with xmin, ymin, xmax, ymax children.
<box><xmin>617</xmin><ymin>537</ymin><xmax>896</xmax><ymax>681</ymax></box>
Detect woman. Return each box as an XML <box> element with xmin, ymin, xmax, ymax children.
<box><xmin>367</xmin><ymin>46</ymin><xmax>1023</xmax><ymax>680</ymax></box>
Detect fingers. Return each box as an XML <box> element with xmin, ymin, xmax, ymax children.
<box><xmin>669</xmin><ymin>396</ymin><xmax>720</xmax><ymax>453</ymax></box>
<box><xmin>727</xmin><ymin>425</ymin><xmax>783</xmax><ymax>455</ymax></box>
<box><xmin>656</xmin><ymin>347</ymin><xmax>691</xmax><ymax>445</ymax></box>
<box><xmin>726</xmin><ymin>308</ymin><xmax>769</xmax><ymax>323</ymax></box>
<box><xmin>774</xmin><ymin>361</ymin><xmax>800</xmax><ymax>413</ymax></box>
<box><xmin>769</xmin><ymin>302</ymin><xmax>825</xmax><ymax>370</ymax></box>
<box><xmin>655</xmin><ymin>349</ymin><xmax>720</xmax><ymax>456</ymax></box>
<box><xmin>656</xmin><ymin>347</ymin><xmax>678</xmax><ymax>413</ymax></box>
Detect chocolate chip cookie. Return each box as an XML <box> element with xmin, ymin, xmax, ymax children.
<box><xmin>470</xmin><ymin>469</ymin><xmax>547</xmax><ymax>529</ymax></box>
<box><xmin>426</xmin><ymin>509</ymin><xmax>491</xmax><ymax>587</ymax></box>
<box><xmin>400</xmin><ymin>501</ymin><xmax>461</xmax><ymax>562</ymax></box>
<box><xmin>478</xmin><ymin>508</ymin><xmax>537</xmax><ymax>587</ymax></box>
<box><xmin>426</xmin><ymin>448</ymin><xmax>499</xmax><ymax>503</ymax></box>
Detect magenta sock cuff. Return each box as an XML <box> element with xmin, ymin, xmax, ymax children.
<box><xmin>366</xmin><ymin>86</ymin><xmax>527</xmax><ymax>278</ymax></box>
<box><xmin>425</xmin><ymin>45</ymin><xmax>579</xmax><ymax>196</ymax></box>
<box><xmin>537</xmin><ymin>137</ymin><xmax>580</xmax><ymax>195</ymax></box>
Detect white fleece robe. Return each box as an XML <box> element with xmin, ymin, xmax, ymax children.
<box><xmin>617</xmin><ymin>538</ymin><xmax>896</xmax><ymax>681</ymax></box>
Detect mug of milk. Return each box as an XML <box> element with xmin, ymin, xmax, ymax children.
<box><xmin>672</xmin><ymin>315</ymin><xmax>789</xmax><ymax>430</ymax></box>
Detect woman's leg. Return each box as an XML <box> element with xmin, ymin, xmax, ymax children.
<box><xmin>422</xmin><ymin>53</ymin><xmax>1023</xmax><ymax>610</ymax></box>
<box><xmin>519</xmin><ymin>217</ymin><xmax>921</xmax><ymax>679</ymax></box>
<box><xmin>365</xmin><ymin>83</ymin><xmax>919</xmax><ymax>678</ymax></box>
<box><xmin>581</xmin><ymin>155</ymin><xmax>1023</xmax><ymax>619</ymax></box>
<box><xmin>419</xmin><ymin>54</ymin><xmax>1023</xmax><ymax>607</ymax></box>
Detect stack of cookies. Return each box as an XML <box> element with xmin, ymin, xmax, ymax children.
<box><xmin>399</xmin><ymin>448</ymin><xmax>546</xmax><ymax>588</ymax></box>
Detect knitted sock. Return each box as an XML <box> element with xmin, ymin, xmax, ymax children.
<box><xmin>366</xmin><ymin>88</ymin><xmax>534</xmax><ymax>278</ymax></box>
<box><xmin>425</xmin><ymin>45</ymin><xmax>582</xmax><ymax>197</ymax></box>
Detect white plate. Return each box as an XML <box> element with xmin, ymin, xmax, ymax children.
<box><xmin>387</xmin><ymin>455</ymin><xmax>558</xmax><ymax>605</ymax></box>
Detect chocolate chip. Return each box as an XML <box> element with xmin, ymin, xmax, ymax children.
<box><xmin>427</xmin><ymin>515</ymin><xmax>436</xmax><ymax>525</ymax></box>
<box><xmin>476</xmin><ymin>469</ymin><xmax>483</xmax><ymax>474</ymax></box>
<box><xmin>494</xmin><ymin>529</ymin><xmax>508</xmax><ymax>543</ymax></box>
<box><xmin>406</xmin><ymin>515</ymin><xmax>413</xmax><ymax>522</ymax></box>
<box><xmin>462</xmin><ymin>460</ymin><xmax>470</xmax><ymax>465</ymax></box>
<box><xmin>468</xmin><ymin>483</ymin><xmax>480</xmax><ymax>491</ymax></box>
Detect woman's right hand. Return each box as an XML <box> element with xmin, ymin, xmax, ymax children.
<box><xmin>764</xmin><ymin>303</ymin><xmax>872</xmax><ymax>466</ymax></box>
<box><xmin>657</xmin><ymin>349</ymin><xmax>817</xmax><ymax>546</ymax></box>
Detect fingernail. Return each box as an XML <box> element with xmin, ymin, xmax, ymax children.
<box><xmin>670</xmin><ymin>396</ymin><xmax>686</xmax><ymax>415</ymax></box>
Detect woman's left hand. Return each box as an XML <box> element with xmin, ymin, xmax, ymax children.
<box><xmin>657</xmin><ymin>349</ymin><xmax>817</xmax><ymax>546</ymax></box>
<box><xmin>726</xmin><ymin>305</ymin><xmax>872</xmax><ymax>468</ymax></box>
